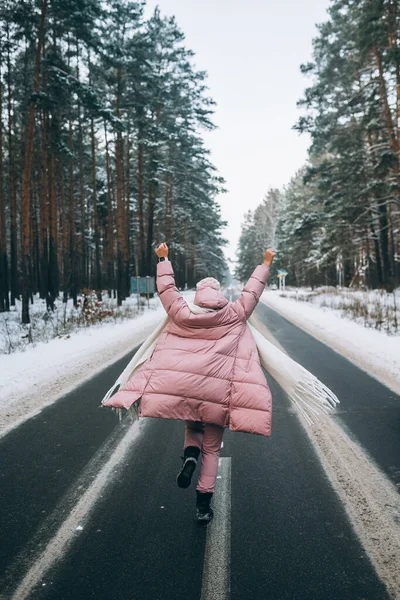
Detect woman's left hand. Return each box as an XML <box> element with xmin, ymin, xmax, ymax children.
<box><xmin>264</xmin><ymin>248</ymin><xmax>276</xmax><ymax>266</ymax></box>
<box><xmin>156</xmin><ymin>242</ymin><xmax>169</xmax><ymax>258</ymax></box>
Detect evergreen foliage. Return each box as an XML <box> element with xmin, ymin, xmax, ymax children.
<box><xmin>235</xmin><ymin>189</ymin><xmax>281</xmax><ymax>282</ymax></box>
<box><xmin>0</xmin><ymin>0</ymin><xmax>227</xmax><ymax>321</ymax></box>
<box><xmin>237</xmin><ymin>0</ymin><xmax>400</xmax><ymax>291</ymax></box>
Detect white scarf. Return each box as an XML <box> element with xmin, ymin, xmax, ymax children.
<box><xmin>101</xmin><ymin>302</ymin><xmax>339</xmax><ymax>427</ymax></box>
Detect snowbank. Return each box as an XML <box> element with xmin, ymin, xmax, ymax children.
<box><xmin>0</xmin><ymin>300</ymin><xmax>167</xmax><ymax>437</ymax></box>
<box><xmin>260</xmin><ymin>291</ymin><xmax>400</xmax><ymax>396</ymax></box>
<box><xmin>274</xmin><ymin>287</ymin><xmax>399</xmax><ymax>334</ymax></box>
<box><xmin>0</xmin><ymin>292</ymin><xmax>157</xmax><ymax>355</ymax></box>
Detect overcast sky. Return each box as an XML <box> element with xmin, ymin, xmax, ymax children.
<box><xmin>145</xmin><ymin>0</ymin><xmax>331</xmax><ymax>259</ymax></box>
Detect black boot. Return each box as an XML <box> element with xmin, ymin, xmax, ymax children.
<box><xmin>195</xmin><ymin>490</ymin><xmax>214</xmax><ymax>524</ymax></box>
<box><xmin>177</xmin><ymin>446</ymin><xmax>200</xmax><ymax>489</ymax></box>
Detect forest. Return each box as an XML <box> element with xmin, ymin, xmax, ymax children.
<box><xmin>0</xmin><ymin>0</ymin><xmax>228</xmax><ymax>324</ymax></box>
<box><xmin>237</xmin><ymin>0</ymin><xmax>400</xmax><ymax>292</ymax></box>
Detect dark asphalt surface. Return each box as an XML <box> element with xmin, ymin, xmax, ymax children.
<box><xmin>1</xmin><ymin>299</ymin><xmax>399</xmax><ymax>599</ymax></box>
<box><xmin>0</xmin><ymin>349</ymin><xmax>139</xmax><ymax>590</ymax></box>
<box><xmin>254</xmin><ymin>301</ymin><xmax>400</xmax><ymax>492</ymax></box>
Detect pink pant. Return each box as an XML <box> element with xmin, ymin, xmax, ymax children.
<box><xmin>184</xmin><ymin>421</ymin><xmax>225</xmax><ymax>493</ymax></box>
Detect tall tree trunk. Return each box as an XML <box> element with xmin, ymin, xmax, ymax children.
<box><xmin>387</xmin><ymin>0</ymin><xmax>400</xmax><ymax>287</ymax></box>
<box><xmin>193</xmin><ymin>240</ymin><xmax>198</xmax><ymax>281</ymax></box>
<box><xmin>360</xmin><ymin>73</ymin><xmax>394</xmax><ymax>292</ymax></box>
<box><xmin>373</xmin><ymin>46</ymin><xmax>399</xmax><ymax>167</ymax></box>
<box><xmin>32</xmin><ymin>162</ymin><xmax>42</xmax><ymax>296</ymax></box>
<box><xmin>78</xmin><ymin>106</ymin><xmax>86</xmax><ymax>295</ymax></box>
<box><xmin>76</xmin><ymin>42</ymin><xmax>85</xmax><ymax>293</ymax></box>
<box><xmin>116</xmin><ymin>128</ymin><xmax>124</xmax><ymax>305</ymax></box>
<box><xmin>115</xmin><ymin>67</ymin><xmax>127</xmax><ymax>305</ymax></box>
<box><xmin>125</xmin><ymin>129</ymin><xmax>131</xmax><ymax>294</ymax></box>
<box><xmin>377</xmin><ymin>199</ymin><xmax>393</xmax><ymax>291</ymax></box>
<box><xmin>45</xmin><ymin>26</ymin><xmax>59</xmax><ymax>308</ymax></box>
<box><xmin>39</xmin><ymin>111</ymin><xmax>49</xmax><ymax>300</ymax></box>
<box><xmin>48</xmin><ymin>140</ymin><xmax>59</xmax><ymax>308</ymax></box>
<box><xmin>57</xmin><ymin>158</ymin><xmax>63</xmax><ymax>281</ymax></box>
<box><xmin>0</xmin><ymin>64</ymin><xmax>9</xmax><ymax>312</ymax></box>
<box><xmin>68</xmin><ymin>117</ymin><xmax>77</xmax><ymax>305</ymax></box>
<box><xmin>61</xmin><ymin>157</ymin><xmax>69</xmax><ymax>304</ymax></box>
<box><xmin>388</xmin><ymin>207</ymin><xmax>398</xmax><ymax>285</ymax></box>
<box><xmin>91</xmin><ymin>117</ymin><xmax>102</xmax><ymax>300</ymax></box>
<box><xmin>105</xmin><ymin>124</ymin><xmax>114</xmax><ymax>294</ymax></box>
<box><xmin>7</xmin><ymin>24</ymin><xmax>17</xmax><ymax>306</ymax></box>
<box><xmin>165</xmin><ymin>171</ymin><xmax>173</xmax><ymax>248</ymax></box>
<box><xmin>387</xmin><ymin>0</ymin><xmax>400</xmax><ymax>141</ymax></box>
<box><xmin>137</xmin><ymin>133</ymin><xmax>144</xmax><ymax>275</ymax></box>
<box><xmin>146</xmin><ymin>183</ymin><xmax>155</xmax><ymax>276</ymax></box>
<box><xmin>79</xmin><ymin>137</ymin><xmax>86</xmax><ymax>290</ymax></box>
<box><xmin>20</xmin><ymin>0</ymin><xmax>48</xmax><ymax>324</ymax></box>
<box><xmin>369</xmin><ymin>212</ymin><xmax>383</xmax><ymax>287</ymax></box>
<box><xmin>373</xmin><ymin>42</ymin><xmax>399</xmax><ymax>289</ymax></box>
<box><xmin>183</xmin><ymin>220</ymin><xmax>189</xmax><ymax>289</ymax></box>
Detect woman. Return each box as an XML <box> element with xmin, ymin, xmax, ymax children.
<box><xmin>104</xmin><ymin>242</ymin><xmax>276</xmax><ymax>523</ymax></box>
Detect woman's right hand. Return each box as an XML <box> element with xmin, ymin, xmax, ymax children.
<box><xmin>156</xmin><ymin>242</ymin><xmax>169</xmax><ymax>258</ymax></box>
<box><xmin>264</xmin><ymin>248</ymin><xmax>276</xmax><ymax>266</ymax></box>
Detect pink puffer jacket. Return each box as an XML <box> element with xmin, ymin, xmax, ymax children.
<box><xmin>105</xmin><ymin>260</ymin><xmax>272</xmax><ymax>436</ymax></box>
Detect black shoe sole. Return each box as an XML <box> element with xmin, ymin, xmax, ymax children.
<box><xmin>177</xmin><ymin>462</ymin><xmax>196</xmax><ymax>489</ymax></box>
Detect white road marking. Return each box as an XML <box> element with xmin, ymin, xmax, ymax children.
<box><xmin>8</xmin><ymin>417</ymin><xmax>146</xmax><ymax>600</ymax></box>
<box><xmin>200</xmin><ymin>457</ymin><xmax>231</xmax><ymax>600</ymax></box>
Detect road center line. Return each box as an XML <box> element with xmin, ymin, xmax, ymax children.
<box><xmin>200</xmin><ymin>457</ymin><xmax>231</xmax><ymax>600</ymax></box>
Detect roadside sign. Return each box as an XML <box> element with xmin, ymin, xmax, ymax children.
<box><xmin>277</xmin><ymin>269</ymin><xmax>288</xmax><ymax>291</ymax></box>
<box><xmin>131</xmin><ymin>276</ymin><xmax>155</xmax><ymax>294</ymax></box>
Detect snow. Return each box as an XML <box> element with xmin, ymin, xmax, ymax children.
<box><xmin>271</xmin><ymin>287</ymin><xmax>400</xmax><ymax>335</ymax></box>
<box><xmin>0</xmin><ymin>292</ymin><xmax>156</xmax><ymax>355</ymax></box>
<box><xmin>0</xmin><ymin>298</ymin><xmax>167</xmax><ymax>437</ymax></box>
<box><xmin>0</xmin><ymin>291</ymin><xmax>196</xmax><ymax>438</ymax></box>
<box><xmin>4</xmin><ymin>283</ymin><xmax>398</xmax><ymax>439</ymax></box>
<box><xmin>260</xmin><ymin>290</ymin><xmax>400</xmax><ymax>396</ymax></box>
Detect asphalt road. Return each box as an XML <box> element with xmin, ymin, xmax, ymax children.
<box><xmin>254</xmin><ymin>301</ymin><xmax>400</xmax><ymax>492</ymax></box>
<box><xmin>1</xmin><ymin>299</ymin><xmax>399</xmax><ymax>600</ymax></box>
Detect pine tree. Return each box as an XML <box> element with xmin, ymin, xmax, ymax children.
<box><xmin>0</xmin><ymin>0</ymin><xmax>227</xmax><ymax>321</ymax></box>
<box><xmin>289</xmin><ymin>0</ymin><xmax>400</xmax><ymax>290</ymax></box>
<box><xmin>235</xmin><ymin>211</ymin><xmax>259</xmax><ymax>283</ymax></box>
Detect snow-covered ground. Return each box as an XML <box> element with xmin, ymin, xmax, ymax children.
<box><xmin>261</xmin><ymin>290</ymin><xmax>400</xmax><ymax>396</ymax></box>
<box><xmin>274</xmin><ymin>287</ymin><xmax>399</xmax><ymax>335</ymax></box>
<box><xmin>0</xmin><ymin>292</ymin><xmax>154</xmax><ymax>355</ymax></box>
<box><xmin>3</xmin><ymin>283</ymin><xmax>399</xmax><ymax>438</ymax></box>
<box><xmin>0</xmin><ymin>297</ymin><xmax>168</xmax><ymax>437</ymax></box>
<box><xmin>0</xmin><ymin>291</ymin><xmax>197</xmax><ymax>438</ymax></box>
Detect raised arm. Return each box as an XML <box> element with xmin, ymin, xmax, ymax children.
<box><xmin>234</xmin><ymin>248</ymin><xmax>276</xmax><ymax>320</ymax></box>
<box><xmin>156</xmin><ymin>243</ymin><xmax>191</xmax><ymax>322</ymax></box>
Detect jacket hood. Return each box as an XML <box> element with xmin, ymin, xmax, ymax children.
<box><xmin>193</xmin><ymin>286</ymin><xmax>229</xmax><ymax>310</ymax></box>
